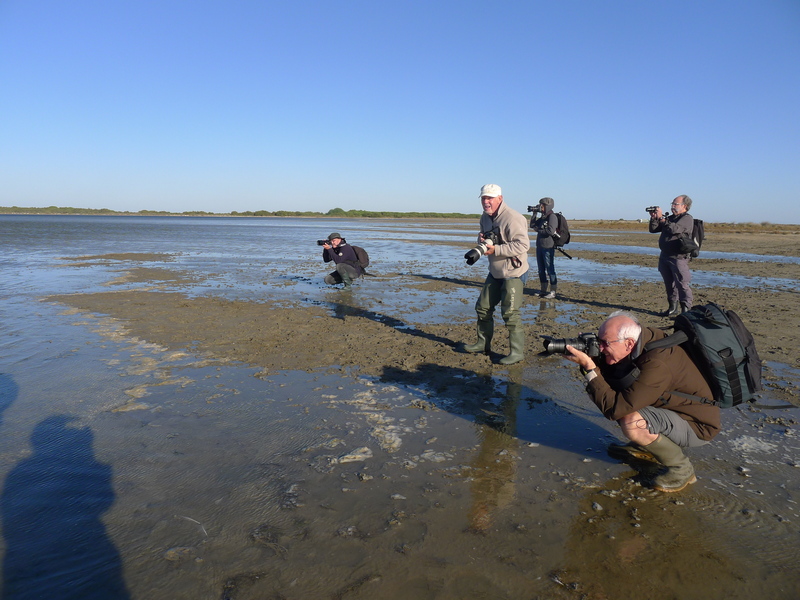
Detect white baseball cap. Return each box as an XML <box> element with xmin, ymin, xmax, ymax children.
<box><xmin>479</xmin><ymin>184</ymin><xmax>502</xmax><ymax>198</ymax></box>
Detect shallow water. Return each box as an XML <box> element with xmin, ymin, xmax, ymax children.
<box><xmin>1</xmin><ymin>215</ymin><xmax>799</xmax><ymax>599</ymax></box>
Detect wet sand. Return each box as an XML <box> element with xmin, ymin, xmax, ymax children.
<box><xmin>43</xmin><ymin>220</ymin><xmax>800</xmax><ymax>599</ymax></box>
<box><xmin>52</xmin><ymin>222</ymin><xmax>800</xmax><ymax>378</ymax></box>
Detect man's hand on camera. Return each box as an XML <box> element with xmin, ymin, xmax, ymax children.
<box><xmin>564</xmin><ymin>345</ymin><xmax>597</xmax><ymax>371</ymax></box>
<box><xmin>484</xmin><ymin>238</ymin><xmax>495</xmax><ymax>255</ymax></box>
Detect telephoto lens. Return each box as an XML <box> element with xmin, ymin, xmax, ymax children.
<box><xmin>464</xmin><ymin>244</ymin><xmax>487</xmax><ymax>265</ymax></box>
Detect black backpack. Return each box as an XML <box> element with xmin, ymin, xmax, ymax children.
<box><xmin>645</xmin><ymin>303</ymin><xmax>762</xmax><ymax>408</ymax></box>
<box><xmin>676</xmin><ymin>217</ymin><xmax>704</xmax><ymax>258</ymax></box>
<box><xmin>351</xmin><ymin>245</ymin><xmax>370</xmax><ymax>269</ymax></box>
<box><xmin>690</xmin><ymin>219</ymin><xmax>705</xmax><ymax>257</ymax></box>
<box><xmin>554</xmin><ymin>212</ymin><xmax>571</xmax><ymax>247</ymax></box>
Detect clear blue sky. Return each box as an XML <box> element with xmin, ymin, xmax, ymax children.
<box><xmin>2</xmin><ymin>1</ymin><xmax>799</xmax><ymax>222</ymax></box>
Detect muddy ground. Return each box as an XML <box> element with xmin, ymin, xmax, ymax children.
<box><xmin>50</xmin><ymin>223</ymin><xmax>799</xmax><ymax>405</ymax></box>
<box><xmin>38</xmin><ymin>220</ymin><xmax>800</xmax><ymax>599</ymax></box>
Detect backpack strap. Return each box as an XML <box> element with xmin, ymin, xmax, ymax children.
<box><xmin>719</xmin><ymin>346</ymin><xmax>744</xmax><ymax>405</ymax></box>
<box><xmin>657</xmin><ymin>390</ymin><xmax>715</xmax><ymax>406</ymax></box>
<box><xmin>646</xmin><ymin>329</ymin><xmax>723</xmax><ymax>406</ymax></box>
<box><xmin>643</xmin><ymin>330</ymin><xmax>688</xmax><ymax>352</ymax></box>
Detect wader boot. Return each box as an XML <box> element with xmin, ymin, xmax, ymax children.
<box><xmin>544</xmin><ymin>285</ymin><xmax>557</xmax><ymax>299</ymax></box>
<box><xmin>464</xmin><ymin>320</ymin><xmax>493</xmax><ymax>354</ymax></box>
<box><xmin>499</xmin><ymin>325</ymin><xmax>525</xmax><ymax>365</ymax></box>
<box><xmin>661</xmin><ymin>300</ymin><xmax>679</xmax><ymax>317</ymax></box>
<box><xmin>680</xmin><ymin>302</ymin><xmax>691</xmax><ymax>314</ymax></box>
<box><xmin>340</xmin><ymin>270</ymin><xmax>353</xmax><ymax>289</ymax></box>
<box><xmin>644</xmin><ymin>434</ymin><xmax>697</xmax><ymax>492</ymax></box>
<box><xmin>539</xmin><ymin>283</ymin><xmax>549</xmax><ymax>298</ymax></box>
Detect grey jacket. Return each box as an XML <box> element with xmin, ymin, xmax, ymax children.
<box><xmin>531</xmin><ymin>210</ymin><xmax>559</xmax><ymax>249</ymax></box>
<box><xmin>649</xmin><ymin>212</ymin><xmax>694</xmax><ymax>257</ymax></box>
<box><xmin>478</xmin><ymin>202</ymin><xmax>530</xmax><ymax>279</ymax></box>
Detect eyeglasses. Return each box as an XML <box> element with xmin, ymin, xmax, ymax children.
<box><xmin>671</xmin><ymin>202</ymin><xmax>684</xmax><ymax>206</ymax></box>
<box><xmin>598</xmin><ymin>338</ymin><xmax>625</xmax><ymax>349</ymax></box>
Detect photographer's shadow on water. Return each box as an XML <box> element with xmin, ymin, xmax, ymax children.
<box><xmin>1</xmin><ymin>415</ymin><xmax>130</xmax><ymax>600</ymax></box>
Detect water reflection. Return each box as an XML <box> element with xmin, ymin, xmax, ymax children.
<box><xmin>1</xmin><ymin>416</ymin><xmax>129</xmax><ymax>600</ymax></box>
<box><xmin>379</xmin><ymin>363</ymin><xmax>615</xmax><ymax>463</ymax></box>
<box><xmin>2</xmin><ymin>216</ymin><xmax>796</xmax><ymax>307</ymax></box>
<box><xmin>467</xmin><ymin>379</ymin><xmax>521</xmax><ymax>534</ymax></box>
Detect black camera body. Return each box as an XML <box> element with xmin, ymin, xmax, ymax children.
<box><xmin>317</xmin><ymin>238</ymin><xmax>346</xmax><ymax>246</ymax></box>
<box><xmin>464</xmin><ymin>230</ymin><xmax>501</xmax><ymax>265</ymax></box>
<box><xmin>528</xmin><ymin>205</ymin><xmax>541</xmax><ymax>213</ymax></box>
<box><xmin>542</xmin><ymin>332</ymin><xmax>601</xmax><ymax>357</ymax></box>
<box><xmin>645</xmin><ymin>206</ymin><xmax>670</xmax><ymax>218</ymax></box>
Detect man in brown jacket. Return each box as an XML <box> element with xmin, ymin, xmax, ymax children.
<box><xmin>564</xmin><ymin>310</ymin><xmax>720</xmax><ymax>492</ymax></box>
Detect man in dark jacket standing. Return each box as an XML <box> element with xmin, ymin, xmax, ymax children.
<box><xmin>649</xmin><ymin>195</ymin><xmax>695</xmax><ymax>316</ymax></box>
<box><xmin>564</xmin><ymin>311</ymin><xmax>720</xmax><ymax>492</ymax></box>
<box><xmin>530</xmin><ymin>197</ymin><xmax>560</xmax><ymax>298</ymax></box>
<box><xmin>322</xmin><ymin>232</ymin><xmax>362</xmax><ymax>289</ymax></box>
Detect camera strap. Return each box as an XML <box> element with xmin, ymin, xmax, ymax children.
<box><xmin>605</xmin><ymin>365</ymin><xmax>641</xmax><ymax>391</ymax></box>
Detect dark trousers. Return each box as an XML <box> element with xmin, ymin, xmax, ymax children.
<box><xmin>324</xmin><ymin>263</ymin><xmax>360</xmax><ymax>285</ymax></box>
<box><xmin>658</xmin><ymin>254</ymin><xmax>693</xmax><ymax>307</ymax></box>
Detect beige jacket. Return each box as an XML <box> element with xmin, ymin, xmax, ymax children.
<box><xmin>479</xmin><ymin>201</ymin><xmax>530</xmax><ymax>279</ymax></box>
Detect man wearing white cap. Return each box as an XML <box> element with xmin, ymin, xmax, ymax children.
<box><xmin>464</xmin><ymin>184</ymin><xmax>530</xmax><ymax>365</ymax></box>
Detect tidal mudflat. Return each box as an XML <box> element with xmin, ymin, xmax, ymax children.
<box><xmin>1</xmin><ymin>215</ymin><xmax>798</xmax><ymax>599</ymax></box>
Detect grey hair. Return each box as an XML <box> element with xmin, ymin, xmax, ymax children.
<box><xmin>677</xmin><ymin>194</ymin><xmax>692</xmax><ymax>210</ymax></box>
<box><xmin>606</xmin><ymin>310</ymin><xmax>642</xmax><ymax>341</ymax></box>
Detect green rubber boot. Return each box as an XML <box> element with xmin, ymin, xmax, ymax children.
<box><xmin>499</xmin><ymin>325</ymin><xmax>525</xmax><ymax>365</ymax></box>
<box><xmin>464</xmin><ymin>320</ymin><xmax>493</xmax><ymax>354</ymax></box>
<box><xmin>644</xmin><ymin>434</ymin><xmax>697</xmax><ymax>492</ymax></box>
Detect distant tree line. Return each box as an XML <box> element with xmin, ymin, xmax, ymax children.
<box><xmin>0</xmin><ymin>205</ymin><xmax>481</xmax><ymax>218</ymax></box>
<box><xmin>231</xmin><ymin>207</ymin><xmax>480</xmax><ymax>218</ymax></box>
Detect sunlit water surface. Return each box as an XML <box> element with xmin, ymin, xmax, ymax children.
<box><xmin>1</xmin><ymin>216</ymin><xmax>798</xmax><ymax>599</ymax></box>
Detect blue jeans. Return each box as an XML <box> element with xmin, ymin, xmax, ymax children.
<box><xmin>536</xmin><ymin>246</ymin><xmax>557</xmax><ymax>286</ymax></box>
